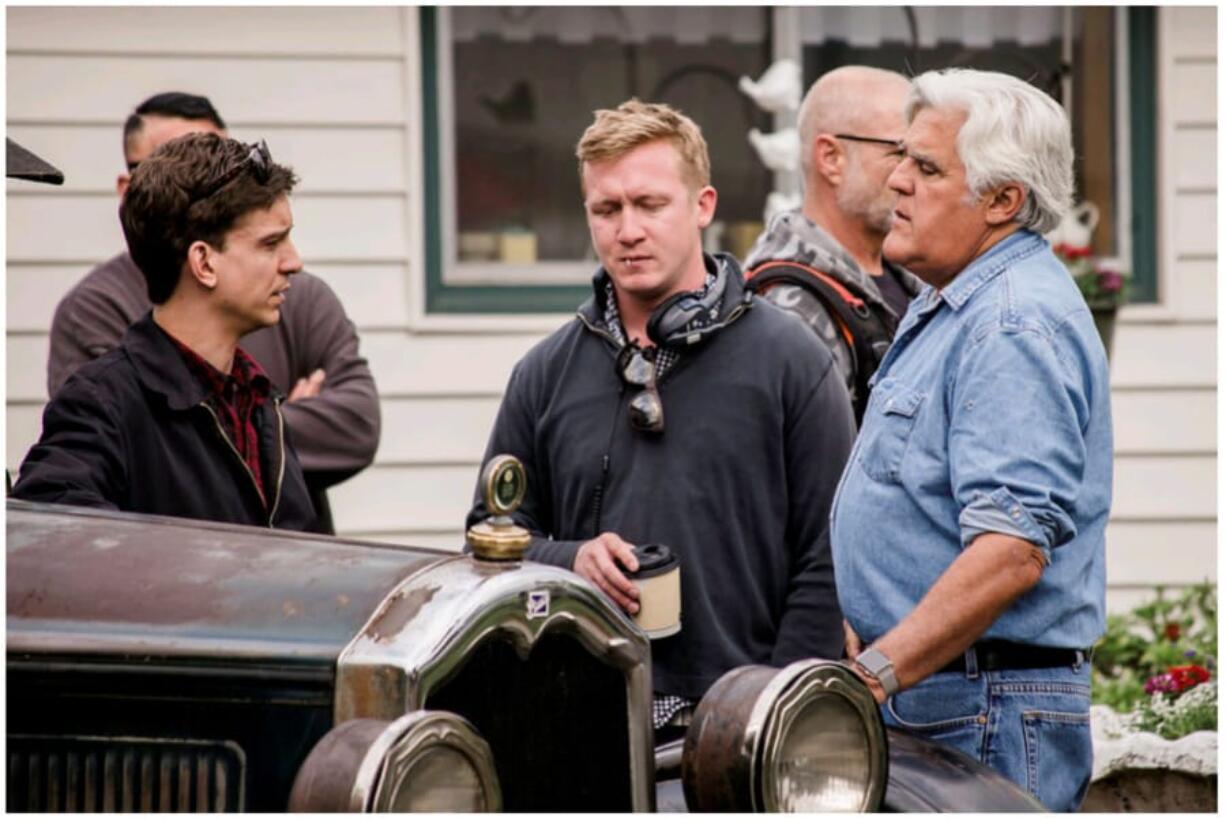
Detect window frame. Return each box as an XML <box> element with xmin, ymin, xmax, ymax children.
<box><xmin>418</xmin><ymin>6</ymin><xmax>1160</xmax><ymax>316</ymax></box>
<box><xmin>420</xmin><ymin>7</ymin><xmax>591</xmax><ymax>315</ymax></box>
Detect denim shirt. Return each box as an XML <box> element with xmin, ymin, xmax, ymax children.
<box><xmin>831</xmin><ymin>230</ymin><xmax>1112</xmax><ymax>649</ymax></box>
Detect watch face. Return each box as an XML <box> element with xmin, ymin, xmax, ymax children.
<box><xmin>856</xmin><ymin>649</ymin><xmax>897</xmax><ymax>695</ymax></box>
<box><xmin>854</xmin><ymin>650</ymin><xmax>880</xmax><ymax>676</ymax></box>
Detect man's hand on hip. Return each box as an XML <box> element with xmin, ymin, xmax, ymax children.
<box><xmin>843</xmin><ymin>619</ymin><xmax>864</xmax><ymax>659</ymax></box>
<box><xmin>574</xmin><ymin>532</ymin><xmax>641</xmax><ymax>615</ymax></box>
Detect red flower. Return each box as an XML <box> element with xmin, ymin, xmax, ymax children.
<box><xmin>1054</xmin><ymin>243</ymin><xmax>1094</xmax><ymax>259</ymax></box>
<box><xmin>1167</xmin><ymin>664</ymin><xmax>1211</xmax><ymax>692</ymax></box>
<box><xmin>1164</xmin><ymin>622</ymin><xmax>1182</xmax><ymax>641</ymax></box>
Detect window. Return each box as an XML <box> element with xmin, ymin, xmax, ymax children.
<box><xmin>420</xmin><ymin>6</ymin><xmax>1157</xmax><ymax>313</ymax></box>
<box><xmin>792</xmin><ymin>6</ymin><xmax>1156</xmax><ymax>301</ymax></box>
<box><xmin>422</xmin><ymin>7</ymin><xmax>773</xmax><ymax>313</ymax></box>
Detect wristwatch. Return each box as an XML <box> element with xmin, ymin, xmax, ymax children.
<box><xmin>855</xmin><ymin>647</ymin><xmax>900</xmax><ymax>697</ymax></box>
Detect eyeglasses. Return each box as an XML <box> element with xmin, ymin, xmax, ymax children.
<box><xmin>193</xmin><ymin>140</ymin><xmax>272</xmax><ymax>201</ymax></box>
<box><xmin>833</xmin><ymin>133</ymin><xmax>904</xmax><ymax>151</ymax></box>
<box><xmin>616</xmin><ymin>343</ymin><xmax>664</xmax><ymax>434</ymax></box>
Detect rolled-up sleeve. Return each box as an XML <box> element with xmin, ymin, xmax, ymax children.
<box><xmin>949</xmin><ymin>323</ymin><xmax>1088</xmax><ymax>562</ymax></box>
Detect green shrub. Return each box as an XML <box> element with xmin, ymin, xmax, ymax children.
<box><xmin>1131</xmin><ymin>682</ymin><xmax>1218</xmax><ymax>739</ymax></box>
<box><xmin>1092</xmin><ymin>583</ymin><xmax>1217</xmax><ymax>723</ymax></box>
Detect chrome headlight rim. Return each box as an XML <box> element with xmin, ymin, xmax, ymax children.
<box><xmin>681</xmin><ymin>659</ymin><xmax>887</xmax><ymax>813</ymax></box>
<box><xmin>289</xmin><ymin>709</ymin><xmax>501</xmax><ymax>812</ymax></box>
<box><xmin>755</xmin><ymin>660</ymin><xmax>888</xmax><ymax>812</ymax></box>
<box><xmin>367</xmin><ymin>710</ymin><xmax>502</xmax><ymax>812</ymax></box>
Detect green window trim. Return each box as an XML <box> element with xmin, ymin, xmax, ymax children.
<box><xmin>1127</xmin><ymin>6</ymin><xmax>1158</xmax><ymax>304</ymax></box>
<box><xmin>420</xmin><ymin>8</ymin><xmax>589</xmax><ymax>314</ymax></box>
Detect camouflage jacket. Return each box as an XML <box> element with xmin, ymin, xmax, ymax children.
<box><xmin>743</xmin><ymin>209</ymin><xmax>921</xmax><ymax>406</ymax></box>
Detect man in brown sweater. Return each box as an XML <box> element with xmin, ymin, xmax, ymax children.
<box><xmin>46</xmin><ymin>92</ymin><xmax>380</xmax><ymax>532</ymax></box>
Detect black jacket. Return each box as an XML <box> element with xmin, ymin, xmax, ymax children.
<box><xmin>467</xmin><ymin>255</ymin><xmax>855</xmax><ymax>698</ymax></box>
<box><xmin>14</xmin><ymin>314</ymin><xmax>320</xmax><ymax>532</ymax></box>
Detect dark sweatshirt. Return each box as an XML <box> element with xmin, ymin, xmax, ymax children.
<box><xmin>467</xmin><ymin>255</ymin><xmax>855</xmax><ymax>699</ymax></box>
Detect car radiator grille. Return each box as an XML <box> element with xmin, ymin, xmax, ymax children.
<box><xmin>425</xmin><ymin>630</ymin><xmax>633</xmax><ymax>811</ymax></box>
<box><xmin>7</xmin><ymin>735</ymin><xmax>245</xmax><ymax>812</ymax></box>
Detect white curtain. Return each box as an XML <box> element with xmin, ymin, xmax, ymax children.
<box><xmin>452</xmin><ymin>7</ymin><xmax>764</xmax><ymax>45</ymax></box>
<box><xmin>799</xmin><ymin>6</ymin><xmax>1063</xmax><ymax>48</ymax></box>
<box><xmin>451</xmin><ymin>6</ymin><xmax>1063</xmax><ymax>47</ymax></box>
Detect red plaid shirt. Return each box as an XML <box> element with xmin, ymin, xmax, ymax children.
<box><xmin>169</xmin><ymin>337</ymin><xmax>274</xmax><ymax>508</ymax></box>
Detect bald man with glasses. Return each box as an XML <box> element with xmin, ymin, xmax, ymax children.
<box><xmin>746</xmin><ymin>65</ymin><xmax>922</xmax><ymax>423</ymax></box>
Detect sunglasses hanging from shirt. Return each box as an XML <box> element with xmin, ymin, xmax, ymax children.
<box><xmin>617</xmin><ymin>260</ymin><xmax>756</xmax><ymax>434</ymax></box>
<box><xmin>617</xmin><ymin>343</ymin><xmax>664</xmax><ymax>434</ymax></box>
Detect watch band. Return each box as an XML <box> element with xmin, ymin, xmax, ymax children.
<box><xmin>855</xmin><ymin>647</ymin><xmax>900</xmax><ymax>697</ymax></box>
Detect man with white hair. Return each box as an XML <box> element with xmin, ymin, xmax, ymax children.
<box><xmin>745</xmin><ymin>66</ymin><xmax>921</xmax><ymax>422</ymax></box>
<box><xmin>832</xmin><ymin>68</ymin><xmax>1112</xmax><ymax>811</ymax></box>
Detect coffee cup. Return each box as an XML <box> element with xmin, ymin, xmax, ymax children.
<box><xmin>629</xmin><ymin>543</ymin><xmax>681</xmax><ymax>639</ymax></box>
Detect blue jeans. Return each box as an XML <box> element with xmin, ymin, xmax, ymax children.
<box><xmin>881</xmin><ymin>659</ymin><xmax>1093</xmax><ymax>812</ymax></box>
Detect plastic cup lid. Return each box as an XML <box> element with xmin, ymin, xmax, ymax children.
<box><xmin>629</xmin><ymin>543</ymin><xmax>679</xmax><ymax>579</ymax></box>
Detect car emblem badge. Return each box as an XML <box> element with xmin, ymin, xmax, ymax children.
<box><xmin>526</xmin><ymin>590</ymin><xmax>550</xmax><ymax>619</ymax></box>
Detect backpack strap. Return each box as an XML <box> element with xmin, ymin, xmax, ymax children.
<box><xmin>746</xmin><ymin>260</ymin><xmax>897</xmax><ymax>424</ymax></box>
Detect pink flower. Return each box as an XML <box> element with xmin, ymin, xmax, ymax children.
<box><xmin>1145</xmin><ymin>673</ymin><xmax>1179</xmax><ymax>695</ymax></box>
<box><xmin>1097</xmin><ymin>269</ymin><xmax>1123</xmax><ymax>293</ymax></box>
<box><xmin>1147</xmin><ymin>665</ymin><xmax>1212</xmax><ymax>696</ymax></box>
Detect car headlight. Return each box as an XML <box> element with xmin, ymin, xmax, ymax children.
<box><xmin>290</xmin><ymin>710</ymin><xmax>502</xmax><ymax>812</ymax></box>
<box><xmin>682</xmin><ymin>659</ymin><xmax>887</xmax><ymax>812</ymax></box>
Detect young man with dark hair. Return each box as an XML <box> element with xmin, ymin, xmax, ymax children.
<box><xmin>15</xmin><ymin>133</ymin><xmax>320</xmax><ymax>532</ymax></box>
<box><xmin>46</xmin><ymin>91</ymin><xmax>380</xmax><ymax>532</ymax></box>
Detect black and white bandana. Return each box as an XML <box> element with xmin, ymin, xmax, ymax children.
<box><xmin>602</xmin><ymin>270</ymin><xmax>717</xmax><ymax>377</ymax></box>
<box><xmin>652</xmin><ymin>693</ymin><xmax>696</xmax><ymax>730</ymax></box>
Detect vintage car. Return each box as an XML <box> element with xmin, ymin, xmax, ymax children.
<box><xmin>7</xmin><ymin>456</ymin><xmax>1043</xmax><ymax>812</ymax></box>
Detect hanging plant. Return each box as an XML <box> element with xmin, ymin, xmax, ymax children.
<box><xmin>1052</xmin><ymin>242</ymin><xmax>1131</xmax><ymax>311</ymax></box>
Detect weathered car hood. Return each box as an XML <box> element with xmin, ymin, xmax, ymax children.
<box><xmin>7</xmin><ymin>500</ymin><xmax>446</xmax><ymax>664</ymax></box>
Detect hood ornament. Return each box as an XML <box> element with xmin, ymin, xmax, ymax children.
<box><xmin>466</xmin><ymin>454</ymin><xmax>531</xmax><ymax>561</ymax></box>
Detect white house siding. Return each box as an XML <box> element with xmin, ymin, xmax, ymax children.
<box><xmin>5</xmin><ymin>6</ymin><xmax>548</xmax><ymax>554</ymax></box>
<box><xmin>1103</xmin><ymin>5</ymin><xmax>1218</xmax><ymax>613</ymax></box>
<box><xmin>5</xmin><ymin>8</ymin><xmax>1216</xmax><ymax>610</ymax></box>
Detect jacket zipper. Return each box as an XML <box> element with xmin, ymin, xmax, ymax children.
<box><xmin>267</xmin><ymin>397</ymin><xmax>286</xmax><ymax>525</ymax></box>
<box><xmin>199</xmin><ymin>401</ymin><xmax>279</xmax><ymax>528</ymax></box>
<box><xmin>577</xmin><ymin>299</ymin><xmax>750</xmax><ymax>533</ymax></box>
<box><xmin>575</xmin><ymin>311</ymin><xmax>622</xmax><ymax>353</ymax></box>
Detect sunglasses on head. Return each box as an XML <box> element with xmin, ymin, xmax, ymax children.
<box><xmin>192</xmin><ymin>139</ymin><xmax>273</xmax><ymax>202</ymax></box>
<box><xmin>616</xmin><ymin>343</ymin><xmax>664</xmax><ymax>434</ymax></box>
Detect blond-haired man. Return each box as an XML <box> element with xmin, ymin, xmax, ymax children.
<box><xmin>467</xmin><ymin>100</ymin><xmax>855</xmax><ymax>738</ymax></box>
